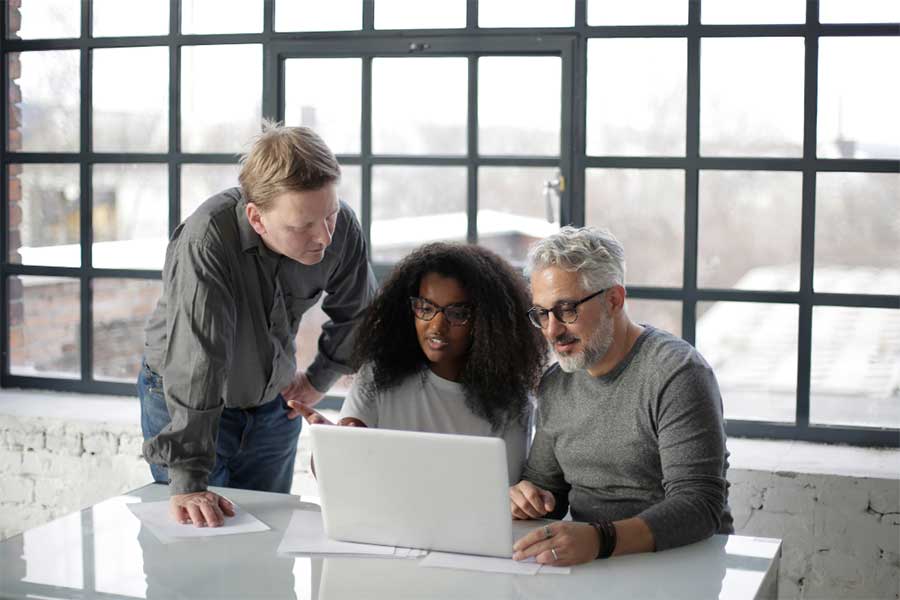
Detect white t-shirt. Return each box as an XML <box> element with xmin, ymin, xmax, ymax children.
<box><xmin>339</xmin><ymin>364</ymin><xmax>528</xmax><ymax>484</ymax></box>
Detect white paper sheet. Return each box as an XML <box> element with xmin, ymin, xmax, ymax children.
<box><xmin>276</xmin><ymin>509</ymin><xmax>398</xmax><ymax>556</ymax></box>
<box><xmin>418</xmin><ymin>551</ymin><xmax>571</xmax><ymax>575</ymax></box>
<box><xmin>127</xmin><ymin>500</ymin><xmax>269</xmax><ymax>543</ymax></box>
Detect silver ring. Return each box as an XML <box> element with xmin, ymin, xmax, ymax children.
<box><xmin>551</xmin><ymin>547</ymin><xmax>559</xmax><ymax>561</ymax></box>
<box><xmin>543</xmin><ymin>525</ymin><xmax>553</xmax><ymax>539</ymax></box>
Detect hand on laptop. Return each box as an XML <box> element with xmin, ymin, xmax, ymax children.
<box><xmin>509</xmin><ymin>480</ymin><xmax>556</xmax><ymax>519</ymax></box>
<box><xmin>512</xmin><ymin>521</ymin><xmax>600</xmax><ymax>566</ymax></box>
<box><xmin>170</xmin><ymin>491</ymin><xmax>235</xmax><ymax>528</ymax></box>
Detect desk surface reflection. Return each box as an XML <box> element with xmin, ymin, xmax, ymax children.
<box><xmin>0</xmin><ymin>484</ymin><xmax>780</xmax><ymax>600</ymax></box>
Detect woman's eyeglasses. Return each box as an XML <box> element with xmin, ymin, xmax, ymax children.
<box><xmin>409</xmin><ymin>297</ymin><xmax>474</xmax><ymax>326</ymax></box>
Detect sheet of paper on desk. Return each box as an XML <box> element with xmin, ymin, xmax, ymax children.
<box><xmin>418</xmin><ymin>551</ymin><xmax>571</xmax><ymax>575</ymax></box>
<box><xmin>276</xmin><ymin>509</ymin><xmax>398</xmax><ymax>556</ymax></box>
<box><xmin>127</xmin><ymin>500</ymin><xmax>269</xmax><ymax>543</ymax></box>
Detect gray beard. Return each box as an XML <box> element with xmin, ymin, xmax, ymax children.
<box><xmin>555</xmin><ymin>316</ymin><xmax>614</xmax><ymax>373</ymax></box>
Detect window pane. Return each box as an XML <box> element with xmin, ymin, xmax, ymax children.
<box><xmin>92</xmin><ymin>0</ymin><xmax>169</xmax><ymax>37</ymax></box>
<box><xmin>588</xmin><ymin>0</ymin><xmax>687</xmax><ymax>25</ymax></box>
<box><xmin>93</xmin><ymin>278</ymin><xmax>162</xmax><ymax>382</ymax></box>
<box><xmin>587</xmin><ymin>39</ymin><xmax>686</xmax><ymax>156</ymax></box>
<box><xmin>814</xmin><ymin>172</ymin><xmax>900</xmax><ymax>296</ymax></box>
<box><xmin>700</xmin><ymin>38</ymin><xmax>804</xmax><ymax>157</ymax></box>
<box><xmin>276</xmin><ymin>0</ymin><xmax>361</xmax><ymax>31</ymax></box>
<box><xmin>477</xmin><ymin>167</ymin><xmax>560</xmax><ymax>266</ymax></box>
<box><xmin>698</xmin><ymin>171</ymin><xmax>802</xmax><ymax>291</ymax></box>
<box><xmin>818</xmin><ymin>38</ymin><xmax>900</xmax><ymax>159</ymax></box>
<box><xmin>8</xmin><ymin>164</ymin><xmax>80</xmax><ymax>267</ymax></box>
<box><xmin>8</xmin><ymin>276</ymin><xmax>80</xmax><ymax>378</ymax></box>
<box><xmin>181</xmin><ymin>45</ymin><xmax>262</xmax><ymax>153</ymax></box>
<box><xmin>7</xmin><ymin>0</ymin><xmax>79</xmax><ymax>39</ymax></box>
<box><xmin>479</xmin><ymin>57</ymin><xmax>560</xmax><ymax>156</ymax></box>
<box><xmin>93</xmin><ymin>47</ymin><xmax>168</xmax><ymax>153</ymax></box>
<box><xmin>371</xmin><ymin>166</ymin><xmax>466</xmax><ymax>263</ymax></box>
<box><xmin>820</xmin><ymin>0</ymin><xmax>900</xmax><ymax>23</ymax></box>
<box><xmin>585</xmin><ymin>169</ymin><xmax>684</xmax><ymax>287</ymax></box>
<box><xmin>374</xmin><ymin>0</ymin><xmax>466</xmax><ymax>29</ymax></box>
<box><xmin>285</xmin><ymin>58</ymin><xmax>361</xmax><ymax>155</ymax></box>
<box><xmin>295</xmin><ymin>297</ymin><xmax>353</xmax><ymax>396</ymax></box>
<box><xmin>701</xmin><ymin>0</ymin><xmax>805</xmax><ymax>24</ymax></box>
<box><xmin>697</xmin><ymin>301</ymin><xmax>798</xmax><ymax>423</ymax></box>
<box><xmin>181</xmin><ymin>0</ymin><xmax>262</xmax><ymax>33</ymax></box>
<box><xmin>372</xmin><ymin>58</ymin><xmax>467</xmax><ymax>155</ymax></box>
<box><xmin>181</xmin><ymin>164</ymin><xmax>241</xmax><ymax>221</ymax></box>
<box><xmin>810</xmin><ymin>306</ymin><xmax>900</xmax><ymax>429</ymax></box>
<box><xmin>339</xmin><ymin>164</ymin><xmax>362</xmax><ymax>219</ymax></box>
<box><xmin>92</xmin><ymin>164</ymin><xmax>168</xmax><ymax>270</ymax></box>
<box><xmin>9</xmin><ymin>50</ymin><xmax>79</xmax><ymax>152</ymax></box>
<box><xmin>628</xmin><ymin>299</ymin><xmax>682</xmax><ymax>338</ymax></box>
<box><xmin>479</xmin><ymin>0</ymin><xmax>574</xmax><ymax>27</ymax></box>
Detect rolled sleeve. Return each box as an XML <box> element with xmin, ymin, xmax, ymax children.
<box><xmin>637</xmin><ymin>365</ymin><xmax>730</xmax><ymax>551</ymax></box>
<box><xmin>142</xmin><ymin>240</ymin><xmax>236</xmax><ymax>495</ymax></box>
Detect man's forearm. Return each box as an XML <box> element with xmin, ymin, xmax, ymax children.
<box><xmin>610</xmin><ymin>517</ymin><xmax>655</xmax><ymax>556</ymax></box>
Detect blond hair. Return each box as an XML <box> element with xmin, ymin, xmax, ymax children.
<box><xmin>238</xmin><ymin>120</ymin><xmax>340</xmax><ymax>211</ymax></box>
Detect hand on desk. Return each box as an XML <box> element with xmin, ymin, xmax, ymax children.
<box><xmin>509</xmin><ymin>480</ymin><xmax>556</xmax><ymax>520</ymax></box>
<box><xmin>512</xmin><ymin>521</ymin><xmax>600</xmax><ymax>567</ymax></box>
<box><xmin>170</xmin><ymin>491</ymin><xmax>235</xmax><ymax>528</ymax></box>
<box><xmin>283</xmin><ymin>371</ymin><xmax>325</xmax><ymax>418</ymax></box>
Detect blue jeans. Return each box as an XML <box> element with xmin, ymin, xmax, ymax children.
<box><xmin>137</xmin><ymin>361</ymin><xmax>302</xmax><ymax>493</ymax></box>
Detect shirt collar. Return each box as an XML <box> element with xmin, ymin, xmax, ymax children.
<box><xmin>234</xmin><ymin>192</ymin><xmax>278</xmax><ymax>260</ymax></box>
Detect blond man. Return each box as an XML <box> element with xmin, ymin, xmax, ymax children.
<box><xmin>139</xmin><ymin>122</ymin><xmax>376</xmax><ymax>527</ymax></box>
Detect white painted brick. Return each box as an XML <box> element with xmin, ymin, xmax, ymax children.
<box><xmin>762</xmin><ymin>482</ymin><xmax>817</xmax><ymax>514</ymax></box>
<box><xmin>118</xmin><ymin>433</ymin><xmax>144</xmax><ymax>456</ymax></box>
<box><xmin>869</xmin><ymin>480</ymin><xmax>900</xmax><ymax>514</ymax></box>
<box><xmin>807</xmin><ymin>549</ymin><xmax>873</xmax><ymax>599</ymax></box>
<box><xmin>33</xmin><ymin>477</ymin><xmax>72</xmax><ymax>506</ymax></box>
<box><xmin>818</xmin><ymin>478</ymin><xmax>869</xmax><ymax>511</ymax></box>
<box><xmin>21</xmin><ymin>450</ymin><xmax>82</xmax><ymax>478</ymax></box>
<box><xmin>44</xmin><ymin>423</ymin><xmax>82</xmax><ymax>456</ymax></box>
<box><xmin>6</xmin><ymin>426</ymin><xmax>44</xmax><ymax>451</ymax></box>
<box><xmin>0</xmin><ymin>449</ymin><xmax>22</xmax><ymax>473</ymax></box>
<box><xmin>0</xmin><ymin>503</ymin><xmax>54</xmax><ymax>540</ymax></box>
<box><xmin>0</xmin><ymin>476</ymin><xmax>34</xmax><ymax>503</ymax></box>
<box><xmin>83</xmin><ymin>431</ymin><xmax>118</xmax><ymax>455</ymax></box>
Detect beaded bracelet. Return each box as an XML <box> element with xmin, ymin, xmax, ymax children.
<box><xmin>590</xmin><ymin>520</ymin><xmax>618</xmax><ymax>559</ymax></box>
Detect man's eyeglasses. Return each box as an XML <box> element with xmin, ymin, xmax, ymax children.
<box><xmin>527</xmin><ymin>288</ymin><xmax>607</xmax><ymax>329</ymax></box>
<box><xmin>409</xmin><ymin>297</ymin><xmax>474</xmax><ymax>326</ymax></box>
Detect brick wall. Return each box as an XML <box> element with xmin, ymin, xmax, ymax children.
<box><xmin>0</xmin><ymin>411</ymin><xmax>897</xmax><ymax>599</ymax></box>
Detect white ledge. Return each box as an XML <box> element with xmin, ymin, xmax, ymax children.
<box><xmin>0</xmin><ymin>389</ymin><xmax>897</xmax><ymax>480</ymax></box>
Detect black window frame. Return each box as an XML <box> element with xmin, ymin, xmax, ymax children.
<box><xmin>1</xmin><ymin>0</ymin><xmax>897</xmax><ymax>446</ymax></box>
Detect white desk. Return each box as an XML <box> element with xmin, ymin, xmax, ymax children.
<box><xmin>0</xmin><ymin>484</ymin><xmax>781</xmax><ymax>599</ymax></box>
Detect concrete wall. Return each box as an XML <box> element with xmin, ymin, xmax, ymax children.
<box><xmin>0</xmin><ymin>412</ymin><xmax>897</xmax><ymax>599</ymax></box>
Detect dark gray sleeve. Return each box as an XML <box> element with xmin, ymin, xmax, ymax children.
<box><xmin>521</xmin><ymin>398</ymin><xmax>572</xmax><ymax>519</ymax></box>
<box><xmin>142</xmin><ymin>241</ymin><xmax>235</xmax><ymax>495</ymax></box>
<box><xmin>637</xmin><ymin>364</ymin><xmax>729</xmax><ymax>551</ymax></box>
<box><xmin>306</xmin><ymin>208</ymin><xmax>377</xmax><ymax>392</ymax></box>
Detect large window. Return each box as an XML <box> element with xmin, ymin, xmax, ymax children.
<box><xmin>2</xmin><ymin>1</ymin><xmax>897</xmax><ymax>446</ymax></box>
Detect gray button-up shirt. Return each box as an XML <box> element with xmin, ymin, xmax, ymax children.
<box><xmin>142</xmin><ymin>187</ymin><xmax>376</xmax><ymax>494</ymax></box>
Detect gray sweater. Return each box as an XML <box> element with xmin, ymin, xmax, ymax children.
<box><xmin>523</xmin><ymin>326</ymin><xmax>733</xmax><ymax>551</ymax></box>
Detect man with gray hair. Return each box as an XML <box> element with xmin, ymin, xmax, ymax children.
<box><xmin>510</xmin><ymin>226</ymin><xmax>732</xmax><ymax>566</ymax></box>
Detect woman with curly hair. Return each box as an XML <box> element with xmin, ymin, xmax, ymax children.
<box><xmin>299</xmin><ymin>242</ymin><xmax>546</xmax><ymax>482</ymax></box>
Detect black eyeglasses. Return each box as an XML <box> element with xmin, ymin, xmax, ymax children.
<box><xmin>409</xmin><ymin>297</ymin><xmax>474</xmax><ymax>326</ymax></box>
<box><xmin>527</xmin><ymin>288</ymin><xmax>607</xmax><ymax>329</ymax></box>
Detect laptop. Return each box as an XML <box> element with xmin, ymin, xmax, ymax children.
<box><xmin>309</xmin><ymin>424</ymin><xmax>514</xmax><ymax>558</ymax></box>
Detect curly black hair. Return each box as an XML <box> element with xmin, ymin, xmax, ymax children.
<box><xmin>353</xmin><ymin>242</ymin><xmax>546</xmax><ymax>431</ymax></box>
